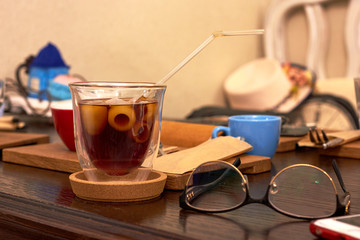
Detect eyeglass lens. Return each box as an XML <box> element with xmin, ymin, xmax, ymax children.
<box><xmin>185</xmin><ymin>161</ymin><xmax>338</xmax><ymax>218</ymax></box>
<box><xmin>186</xmin><ymin>162</ymin><xmax>247</xmax><ymax>212</ymax></box>
<box><xmin>269</xmin><ymin>165</ymin><xmax>337</xmax><ymax>218</ymax></box>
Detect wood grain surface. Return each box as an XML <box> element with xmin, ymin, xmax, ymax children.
<box><xmin>277</xmin><ymin>136</ymin><xmax>301</xmax><ymax>152</ymax></box>
<box><xmin>0</xmin><ymin>147</ymin><xmax>358</xmax><ymax>240</ymax></box>
<box><xmin>1</xmin><ymin>118</ymin><xmax>358</xmax><ymax>239</ymax></box>
<box><xmin>161</xmin><ymin>120</ymin><xmax>300</xmax><ymax>152</ymax></box>
<box><xmin>3</xmin><ymin>142</ymin><xmax>81</xmax><ymax>173</ymax></box>
<box><xmin>2</xmin><ymin>141</ymin><xmax>271</xmax><ymax>190</ymax></box>
<box><xmin>0</xmin><ymin>132</ymin><xmax>49</xmax><ymax>150</ymax></box>
<box><xmin>165</xmin><ymin>154</ymin><xmax>271</xmax><ymax>190</ymax></box>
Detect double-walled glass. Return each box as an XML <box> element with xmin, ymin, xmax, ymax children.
<box><xmin>69</xmin><ymin>82</ymin><xmax>166</xmax><ymax>182</ymax></box>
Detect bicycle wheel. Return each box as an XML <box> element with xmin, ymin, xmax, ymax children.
<box><xmin>287</xmin><ymin>94</ymin><xmax>359</xmax><ymax>130</ymax></box>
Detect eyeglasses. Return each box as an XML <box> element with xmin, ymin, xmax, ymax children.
<box><xmin>179</xmin><ymin>158</ymin><xmax>351</xmax><ymax>219</ymax></box>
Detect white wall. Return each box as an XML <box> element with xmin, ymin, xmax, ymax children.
<box><xmin>285</xmin><ymin>0</ymin><xmax>349</xmax><ymax>78</ymax></box>
<box><xmin>0</xmin><ymin>0</ymin><xmax>269</xmax><ymax>119</ymax></box>
<box><xmin>0</xmin><ymin>0</ymin><xmax>351</xmax><ymax>119</ymax></box>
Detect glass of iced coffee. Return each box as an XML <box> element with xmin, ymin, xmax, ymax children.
<box><xmin>69</xmin><ymin>82</ymin><xmax>166</xmax><ymax>182</ymax></box>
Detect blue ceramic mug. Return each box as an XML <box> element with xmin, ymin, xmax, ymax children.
<box><xmin>211</xmin><ymin>115</ymin><xmax>281</xmax><ymax>158</ymax></box>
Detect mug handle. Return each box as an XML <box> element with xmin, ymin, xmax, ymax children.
<box><xmin>212</xmin><ymin>126</ymin><xmax>230</xmax><ymax>138</ymax></box>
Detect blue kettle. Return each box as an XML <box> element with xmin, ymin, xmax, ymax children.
<box><xmin>16</xmin><ymin>43</ymin><xmax>70</xmax><ymax>100</ymax></box>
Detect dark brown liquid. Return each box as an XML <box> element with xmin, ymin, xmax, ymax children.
<box><xmin>79</xmin><ymin>99</ymin><xmax>157</xmax><ymax>176</ymax></box>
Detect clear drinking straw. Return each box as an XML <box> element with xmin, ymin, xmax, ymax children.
<box><xmin>132</xmin><ymin>29</ymin><xmax>264</xmax><ymax>103</ymax></box>
<box><xmin>157</xmin><ymin>29</ymin><xmax>265</xmax><ymax>85</ymax></box>
<box><xmin>135</xmin><ymin>29</ymin><xmax>264</xmax><ymax>180</ymax></box>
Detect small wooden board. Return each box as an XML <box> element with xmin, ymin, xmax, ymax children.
<box><xmin>319</xmin><ymin>140</ymin><xmax>360</xmax><ymax>159</ymax></box>
<box><xmin>161</xmin><ymin>120</ymin><xmax>300</xmax><ymax>153</ymax></box>
<box><xmin>0</xmin><ymin>132</ymin><xmax>49</xmax><ymax>153</ymax></box>
<box><xmin>3</xmin><ymin>142</ymin><xmax>81</xmax><ymax>173</ymax></box>
<box><xmin>2</xmin><ymin>141</ymin><xmax>271</xmax><ymax>190</ymax></box>
<box><xmin>165</xmin><ymin>154</ymin><xmax>271</xmax><ymax>190</ymax></box>
<box><xmin>161</xmin><ymin>120</ymin><xmax>215</xmax><ymax>148</ymax></box>
<box><xmin>277</xmin><ymin>136</ymin><xmax>302</xmax><ymax>152</ymax></box>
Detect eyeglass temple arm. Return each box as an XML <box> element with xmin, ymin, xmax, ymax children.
<box><xmin>233</xmin><ymin>157</ymin><xmax>241</xmax><ymax>167</ymax></box>
<box><xmin>181</xmin><ymin>158</ymin><xmax>242</xmax><ymax>204</ymax></box>
<box><xmin>332</xmin><ymin>159</ymin><xmax>348</xmax><ymax>193</ymax></box>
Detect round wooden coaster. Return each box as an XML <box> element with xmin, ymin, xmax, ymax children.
<box><xmin>69</xmin><ymin>169</ymin><xmax>167</xmax><ymax>202</ymax></box>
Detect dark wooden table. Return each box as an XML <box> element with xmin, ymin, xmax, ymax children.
<box><xmin>0</xmin><ymin>116</ymin><xmax>359</xmax><ymax>239</ymax></box>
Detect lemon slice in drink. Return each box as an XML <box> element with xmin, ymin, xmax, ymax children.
<box><xmin>129</xmin><ymin>122</ymin><xmax>151</xmax><ymax>143</ymax></box>
<box><xmin>80</xmin><ymin>105</ymin><xmax>108</xmax><ymax>135</ymax></box>
<box><xmin>108</xmin><ymin>105</ymin><xmax>136</xmax><ymax>131</ymax></box>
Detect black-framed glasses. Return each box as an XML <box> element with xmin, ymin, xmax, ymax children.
<box><xmin>180</xmin><ymin>158</ymin><xmax>351</xmax><ymax>219</ymax></box>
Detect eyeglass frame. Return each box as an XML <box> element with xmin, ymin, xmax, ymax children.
<box><xmin>179</xmin><ymin>158</ymin><xmax>351</xmax><ymax>219</ymax></box>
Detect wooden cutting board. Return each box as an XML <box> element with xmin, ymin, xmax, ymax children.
<box><xmin>3</xmin><ymin>142</ymin><xmax>81</xmax><ymax>173</ymax></box>
<box><xmin>165</xmin><ymin>154</ymin><xmax>270</xmax><ymax>190</ymax></box>
<box><xmin>277</xmin><ymin>136</ymin><xmax>302</xmax><ymax>152</ymax></box>
<box><xmin>2</xmin><ymin>141</ymin><xmax>271</xmax><ymax>190</ymax></box>
<box><xmin>161</xmin><ymin>120</ymin><xmax>299</xmax><ymax>152</ymax></box>
<box><xmin>319</xmin><ymin>140</ymin><xmax>360</xmax><ymax>159</ymax></box>
<box><xmin>0</xmin><ymin>132</ymin><xmax>49</xmax><ymax>153</ymax></box>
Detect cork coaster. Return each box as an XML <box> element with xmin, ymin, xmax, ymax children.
<box><xmin>69</xmin><ymin>169</ymin><xmax>167</xmax><ymax>202</ymax></box>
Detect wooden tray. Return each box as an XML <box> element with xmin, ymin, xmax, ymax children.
<box><xmin>165</xmin><ymin>154</ymin><xmax>270</xmax><ymax>190</ymax></box>
<box><xmin>2</xmin><ymin>141</ymin><xmax>271</xmax><ymax>190</ymax></box>
<box><xmin>0</xmin><ymin>132</ymin><xmax>49</xmax><ymax>154</ymax></box>
<box><xmin>277</xmin><ymin>136</ymin><xmax>302</xmax><ymax>152</ymax></box>
<box><xmin>161</xmin><ymin>120</ymin><xmax>300</xmax><ymax>152</ymax></box>
<box><xmin>319</xmin><ymin>140</ymin><xmax>360</xmax><ymax>159</ymax></box>
<box><xmin>3</xmin><ymin>142</ymin><xmax>81</xmax><ymax>172</ymax></box>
